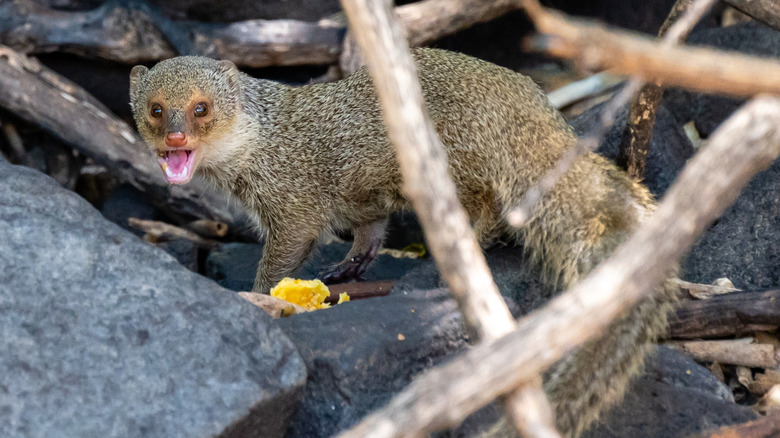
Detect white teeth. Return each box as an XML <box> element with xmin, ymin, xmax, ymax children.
<box><xmin>164</xmin><ymin>165</ymin><xmax>189</xmax><ymax>178</ymax></box>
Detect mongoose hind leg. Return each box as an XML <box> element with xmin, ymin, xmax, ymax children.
<box><xmin>321</xmin><ymin>218</ymin><xmax>388</xmax><ymax>284</ymax></box>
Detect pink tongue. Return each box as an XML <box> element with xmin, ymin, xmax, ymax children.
<box><xmin>167</xmin><ymin>150</ymin><xmax>188</xmax><ymax>173</ymax></box>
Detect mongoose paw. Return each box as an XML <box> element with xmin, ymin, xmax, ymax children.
<box><xmin>321</xmin><ymin>254</ymin><xmax>373</xmax><ymax>285</ymax></box>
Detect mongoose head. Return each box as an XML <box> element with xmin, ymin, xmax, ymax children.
<box><xmin>129</xmin><ymin>56</ymin><xmax>241</xmax><ymax>185</ymax></box>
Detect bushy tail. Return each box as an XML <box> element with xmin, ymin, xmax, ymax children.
<box><xmin>512</xmin><ymin>153</ymin><xmax>679</xmax><ymax>436</ymax></box>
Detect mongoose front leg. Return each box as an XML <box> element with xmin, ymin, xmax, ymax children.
<box><xmin>254</xmin><ymin>227</ymin><xmax>318</xmax><ymax>294</ymax></box>
<box><xmin>321</xmin><ymin>218</ymin><xmax>388</xmax><ymax>284</ymax></box>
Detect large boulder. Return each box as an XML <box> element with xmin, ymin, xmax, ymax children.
<box><xmin>681</xmin><ymin>158</ymin><xmax>780</xmax><ymax>289</ymax></box>
<box><xmin>0</xmin><ymin>160</ymin><xmax>306</xmax><ymax>437</ymax></box>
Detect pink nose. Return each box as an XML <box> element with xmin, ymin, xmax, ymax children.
<box><xmin>165</xmin><ymin>132</ymin><xmax>188</xmax><ymax>147</ymax></box>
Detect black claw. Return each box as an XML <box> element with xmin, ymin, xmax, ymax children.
<box><xmin>321</xmin><ymin>253</ymin><xmax>373</xmax><ymax>284</ymax></box>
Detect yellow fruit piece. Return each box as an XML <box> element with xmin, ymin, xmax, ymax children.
<box><xmin>270</xmin><ymin>278</ymin><xmax>334</xmax><ymax>311</ymax></box>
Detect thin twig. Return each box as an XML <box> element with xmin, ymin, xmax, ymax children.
<box><xmin>618</xmin><ymin>0</ymin><xmax>717</xmax><ymax>178</ymax></box>
<box><xmin>339</xmin><ymin>0</ymin><xmax>559</xmax><ymax>436</ymax></box>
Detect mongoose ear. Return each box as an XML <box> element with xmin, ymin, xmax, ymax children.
<box><xmin>218</xmin><ymin>60</ymin><xmax>241</xmax><ymax>95</ymax></box>
<box><xmin>129</xmin><ymin>65</ymin><xmax>149</xmax><ymax>96</ymax></box>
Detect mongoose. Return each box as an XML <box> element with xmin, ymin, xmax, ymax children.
<box><xmin>129</xmin><ymin>49</ymin><xmax>679</xmax><ymax>436</ymax></box>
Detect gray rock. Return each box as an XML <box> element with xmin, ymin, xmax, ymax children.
<box><xmin>206</xmin><ymin>240</ymin><xmax>426</xmax><ymax>291</ymax></box>
<box><xmin>394</xmin><ymin>245</ymin><xmax>551</xmax><ymax>316</ymax></box>
<box><xmin>0</xmin><ymin>160</ymin><xmax>306</xmax><ymax>438</ymax></box>
<box><xmin>278</xmin><ymin>288</ymin><xmax>471</xmax><ymax>438</ymax></box>
<box><xmin>582</xmin><ymin>379</ymin><xmax>755</xmax><ymax>438</ymax></box>
<box><xmin>645</xmin><ymin>346</ymin><xmax>733</xmax><ymax>402</ymax></box>
<box><xmin>682</xmin><ymin>158</ymin><xmax>780</xmax><ymax>289</ymax></box>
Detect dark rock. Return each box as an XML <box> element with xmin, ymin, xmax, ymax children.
<box><xmin>583</xmin><ymin>357</ymin><xmax>756</xmax><ymax>438</ymax></box>
<box><xmin>645</xmin><ymin>346</ymin><xmax>733</xmax><ymax>402</ymax></box>
<box><xmin>663</xmin><ymin>22</ymin><xmax>780</xmax><ymax>137</ymax></box>
<box><xmin>278</xmin><ymin>288</ymin><xmax>471</xmax><ymax>438</ymax></box>
<box><xmin>206</xmin><ymin>240</ymin><xmax>426</xmax><ymax>291</ymax></box>
<box><xmin>681</xmin><ymin>158</ymin><xmax>780</xmax><ymax>289</ymax></box>
<box><xmin>101</xmin><ymin>183</ymin><xmax>160</xmax><ymax>235</ymax></box>
<box><xmin>279</xmin><ymin>243</ymin><xmax>754</xmax><ymax>437</ymax></box>
<box><xmin>155</xmin><ymin>238</ymin><xmax>200</xmax><ymax>272</ymax></box>
<box><xmin>394</xmin><ymin>245</ymin><xmax>552</xmax><ymax>316</ymax></box>
<box><xmin>570</xmin><ymin>101</ymin><xmax>695</xmax><ymax>197</ymax></box>
<box><xmin>0</xmin><ymin>160</ymin><xmax>306</xmax><ymax>438</ymax></box>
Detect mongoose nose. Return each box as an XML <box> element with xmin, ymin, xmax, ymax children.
<box><xmin>165</xmin><ymin>132</ymin><xmax>188</xmax><ymax>148</ymax></box>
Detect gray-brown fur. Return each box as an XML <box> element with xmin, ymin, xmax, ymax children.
<box><xmin>129</xmin><ymin>48</ymin><xmax>679</xmax><ymax>436</ymax></box>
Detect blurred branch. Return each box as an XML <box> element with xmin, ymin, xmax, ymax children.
<box><xmin>339</xmin><ymin>0</ymin><xmax>559</xmax><ymax>436</ymax></box>
<box><xmin>337</xmin><ymin>95</ymin><xmax>780</xmax><ymax>438</ymax></box>
<box><xmin>526</xmin><ymin>6</ymin><xmax>780</xmax><ymax>97</ymax></box>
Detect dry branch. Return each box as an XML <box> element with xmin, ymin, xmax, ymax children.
<box><xmin>670</xmin><ymin>338</ymin><xmax>779</xmax><ymax>368</ymax></box>
<box><xmin>527</xmin><ymin>6</ymin><xmax>780</xmax><ymax>98</ymax></box>
<box><xmin>185</xmin><ymin>219</ymin><xmax>229</xmax><ymax>238</ymax></box>
<box><xmin>702</xmin><ymin>414</ymin><xmax>780</xmax><ymax>438</ymax></box>
<box><xmin>396</xmin><ymin>0</ymin><xmax>524</xmax><ymax>47</ymax></box>
<box><xmin>0</xmin><ymin>45</ymin><xmax>251</xmax><ymax>238</ymax></box>
<box><xmin>2</xmin><ymin>0</ymin><xmax>531</xmax><ymax>69</ymax></box>
<box><xmin>674</xmin><ymin>279</ymin><xmax>740</xmax><ymax>300</ymax></box>
<box><xmin>339</xmin><ymin>0</ymin><xmax>558</xmax><ymax>436</ymax></box>
<box><xmin>238</xmin><ymin>292</ymin><xmax>310</xmax><ymax>318</ymax></box>
<box><xmin>545</xmin><ymin>72</ymin><xmax>623</xmax><ymax>109</ymax></box>
<box><xmin>0</xmin><ymin>0</ymin><xmax>342</xmax><ymax>67</ymax></box>
<box><xmin>669</xmin><ymin>289</ymin><xmax>780</xmax><ymax>339</ymax></box>
<box><xmin>337</xmin><ymin>97</ymin><xmax>780</xmax><ymax>438</ymax></box>
<box><xmin>128</xmin><ymin>217</ymin><xmax>221</xmax><ymax>249</ymax></box>
<box><xmin>617</xmin><ymin>0</ymin><xmax>716</xmax><ymax>179</ymax></box>
<box><xmin>325</xmin><ymin>280</ymin><xmax>394</xmax><ymax>303</ymax></box>
<box><xmin>723</xmin><ymin>0</ymin><xmax>780</xmax><ymax>32</ymax></box>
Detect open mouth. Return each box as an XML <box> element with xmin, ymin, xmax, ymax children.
<box><xmin>157</xmin><ymin>149</ymin><xmax>198</xmax><ymax>184</ymax></box>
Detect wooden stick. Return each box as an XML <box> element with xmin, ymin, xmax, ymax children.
<box><xmin>127</xmin><ymin>218</ymin><xmax>221</xmax><ymax>249</ymax></box>
<box><xmin>336</xmin><ymin>96</ymin><xmax>780</xmax><ymax>438</ymax></box>
<box><xmin>617</xmin><ymin>0</ymin><xmax>717</xmax><ymax>179</ymax></box>
<box><xmin>669</xmin><ymin>289</ymin><xmax>780</xmax><ymax>339</ymax></box>
<box><xmin>701</xmin><ymin>414</ymin><xmax>780</xmax><ymax>438</ymax></box>
<box><xmin>723</xmin><ymin>0</ymin><xmax>780</xmax><ymax>32</ymax></box>
<box><xmin>673</xmin><ymin>279</ymin><xmax>740</xmax><ymax>300</ymax></box>
<box><xmin>185</xmin><ymin>219</ymin><xmax>229</xmax><ymax>238</ymax></box>
<box><xmin>545</xmin><ymin>72</ymin><xmax>623</xmax><ymax>109</ymax></box>
<box><xmin>0</xmin><ymin>0</ymin><xmax>342</xmax><ymax>67</ymax></box>
<box><xmin>669</xmin><ymin>338</ymin><xmax>780</xmax><ymax>368</ymax></box>
<box><xmin>325</xmin><ymin>280</ymin><xmax>394</xmax><ymax>303</ymax></box>
<box><xmin>0</xmin><ymin>45</ymin><xmax>253</xmax><ymax>239</ymax></box>
<box><xmin>526</xmin><ymin>6</ymin><xmax>780</xmax><ymax>98</ymax></box>
<box><xmin>339</xmin><ymin>0</ymin><xmax>558</xmax><ymax>436</ymax></box>
<box><xmin>238</xmin><ymin>292</ymin><xmax>310</xmax><ymax>318</ymax></box>
<box><xmin>396</xmin><ymin>0</ymin><xmax>525</xmax><ymax>47</ymax></box>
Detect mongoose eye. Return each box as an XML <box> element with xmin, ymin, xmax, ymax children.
<box><xmin>150</xmin><ymin>103</ymin><xmax>163</xmax><ymax>118</ymax></box>
<box><xmin>194</xmin><ymin>102</ymin><xmax>209</xmax><ymax>117</ymax></box>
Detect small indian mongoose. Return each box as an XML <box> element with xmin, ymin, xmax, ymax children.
<box><xmin>129</xmin><ymin>49</ymin><xmax>678</xmax><ymax>436</ymax></box>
